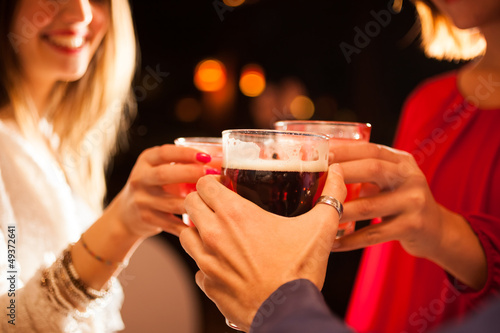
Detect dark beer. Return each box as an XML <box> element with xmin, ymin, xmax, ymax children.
<box><xmin>221</xmin><ymin>167</ymin><xmax>326</xmax><ymax>217</ymax></box>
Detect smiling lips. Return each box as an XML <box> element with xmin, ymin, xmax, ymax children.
<box><xmin>43</xmin><ymin>33</ymin><xmax>87</xmax><ymax>52</ymax></box>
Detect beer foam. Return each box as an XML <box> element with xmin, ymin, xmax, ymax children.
<box><xmin>223</xmin><ymin>137</ymin><xmax>328</xmax><ymax>172</ymax></box>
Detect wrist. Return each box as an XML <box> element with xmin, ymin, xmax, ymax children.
<box><xmin>106</xmin><ymin>192</ymin><xmax>147</xmax><ymax>243</ymax></box>
<box><xmin>429</xmin><ymin>206</ymin><xmax>487</xmax><ymax>289</ymax></box>
<box><xmin>71</xmin><ymin>200</ymin><xmax>145</xmax><ymax>290</ymax></box>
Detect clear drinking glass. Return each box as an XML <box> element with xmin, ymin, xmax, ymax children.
<box><xmin>221</xmin><ymin>129</ymin><xmax>329</xmax><ymax>330</ymax></box>
<box><xmin>174</xmin><ymin>137</ymin><xmax>223</xmax><ymax>226</ymax></box>
<box><xmin>274</xmin><ymin>120</ymin><xmax>372</xmax><ymax>237</ymax></box>
<box><xmin>221</xmin><ymin>129</ymin><xmax>329</xmax><ymax>216</ymax></box>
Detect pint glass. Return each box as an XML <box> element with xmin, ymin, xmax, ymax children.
<box><xmin>221</xmin><ymin>129</ymin><xmax>329</xmax><ymax>217</ymax></box>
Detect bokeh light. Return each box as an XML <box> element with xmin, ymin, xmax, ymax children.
<box><xmin>175</xmin><ymin>97</ymin><xmax>203</xmax><ymax>122</ymax></box>
<box><xmin>194</xmin><ymin>59</ymin><xmax>227</xmax><ymax>92</ymax></box>
<box><xmin>290</xmin><ymin>95</ymin><xmax>315</xmax><ymax>119</ymax></box>
<box><xmin>223</xmin><ymin>0</ymin><xmax>245</xmax><ymax>7</ymax></box>
<box><xmin>239</xmin><ymin>64</ymin><xmax>266</xmax><ymax>97</ymax></box>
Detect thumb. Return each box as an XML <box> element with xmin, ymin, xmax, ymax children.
<box><xmin>312</xmin><ymin>163</ymin><xmax>347</xmax><ymax>222</ymax></box>
<box><xmin>322</xmin><ymin>163</ymin><xmax>347</xmax><ymax>203</ymax></box>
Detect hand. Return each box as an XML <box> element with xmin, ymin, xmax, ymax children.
<box><xmin>332</xmin><ymin>143</ymin><xmax>487</xmax><ymax>289</ymax></box>
<box><xmin>180</xmin><ymin>164</ymin><xmax>347</xmax><ymax>331</ymax></box>
<box><xmin>109</xmin><ymin>144</ymin><xmax>211</xmax><ymax>238</ymax></box>
<box><xmin>331</xmin><ymin>143</ymin><xmax>446</xmax><ymax>258</ymax></box>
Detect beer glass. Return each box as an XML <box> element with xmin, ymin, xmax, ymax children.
<box><xmin>221</xmin><ymin>129</ymin><xmax>329</xmax><ymax>331</ymax></box>
<box><xmin>274</xmin><ymin>120</ymin><xmax>371</xmax><ymax>237</ymax></box>
<box><xmin>174</xmin><ymin>137</ymin><xmax>222</xmax><ymax>226</ymax></box>
<box><xmin>221</xmin><ymin>129</ymin><xmax>329</xmax><ymax>217</ymax></box>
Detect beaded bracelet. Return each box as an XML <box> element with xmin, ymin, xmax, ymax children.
<box><xmin>80</xmin><ymin>234</ymin><xmax>129</xmax><ymax>269</ymax></box>
<box><xmin>63</xmin><ymin>246</ymin><xmax>113</xmax><ymax>299</ymax></box>
<box><xmin>55</xmin><ymin>258</ymin><xmax>89</xmax><ymax>306</ymax></box>
<box><xmin>40</xmin><ymin>245</ymin><xmax>114</xmax><ymax>319</ymax></box>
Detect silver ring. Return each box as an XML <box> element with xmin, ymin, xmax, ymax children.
<box><xmin>316</xmin><ymin>195</ymin><xmax>343</xmax><ymax>219</ymax></box>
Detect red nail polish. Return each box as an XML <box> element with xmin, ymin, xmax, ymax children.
<box><xmin>205</xmin><ymin>168</ymin><xmax>220</xmax><ymax>175</ymax></box>
<box><xmin>196</xmin><ymin>153</ymin><xmax>211</xmax><ymax>163</ymax></box>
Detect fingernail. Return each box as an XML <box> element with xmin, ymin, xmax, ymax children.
<box><xmin>205</xmin><ymin>167</ymin><xmax>220</xmax><ymax>175</ymax></box>
<box><xmin>196</xmin><ymin>153</ymin><xmax>211</xmax><ymax>163</ymax></box>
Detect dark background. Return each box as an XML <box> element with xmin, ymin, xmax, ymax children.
<box><xmin>106</xmin><ymin>0</ymin><xmax>461</xmax><ymax>331</ymax></box>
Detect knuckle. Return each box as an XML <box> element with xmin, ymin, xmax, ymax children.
<box><xmin>357</xmin><ymin>199</ymin><xmax>377</xmax><ymax>218</ymax></box>
<box><xmin>364</xmin><ymin>227</ymin><xmax>382</xmax><ymax>246</ymax></box>
<box><xmin>158</xmin><ymin>145</ymin><xmax>172</xmax><ymax>160</ymax></box>
<box><xmin>202</xmin><ymin>229</ymin><xmax>220</xmax><ymax>249</ymax></box>
<box><xmin>153</xmin><ymin>167</ymin><xmax>169</xmax><ymax>183</ymax></box>
<box><xmin>200</xmin><ymin>263</ymin><xmax>218</xmax><ymax>280</ymax></box>
<box><xmin>367</xmin><ymin>160</ymin><xmax>384</xmax><ymax>176</ymax></box>
<box><xmin>184</xmin><ymin>192</ymin><xmax>197</xmax><ymax>207</ymax></box>
<box><xmin>138</xmin><ymin>210</ymin><xmax>153</xmax><ymax>223</ymax></box>
<box><xmin>370</xmin><ymin>144</ymin><xmax>384</xmax><ymax>158</ymax></box>
<box><xmin>179</xmin><ymin>228</ymin><xmax>194</xmax><ymax>248</ymax></box>
<box><xmin>128</xmin><ymin>175</ymin><xmax>142</xmax><ymax>190</ymax></box>
<box><xmin>137</xmin><ymin>148</ymin><xmax>150</xmax><ymax>161</ymax></box>
<box><xmin>197</xmin><ymin>175</ymin><xmax>210</xmax><ymax>188</ymax></box>
<box><xmin>333</xmin><ymin>181</ymin><xmax>347</xmax><ymax>202</ymax></box>
<box><xmin>407</xmin><ymin>188</ymin><xmax>427</xmax><ymax>210</ymax></box>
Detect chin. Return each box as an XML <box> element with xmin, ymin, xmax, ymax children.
<box><xmin>58</xmin><ymin>67</ymin><xmax>90</xmax><ymax>83</ymax></box>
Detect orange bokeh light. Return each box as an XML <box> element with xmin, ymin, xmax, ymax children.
<box><xmin>223</xmin><ymin>0</ymin><xmax>245</xmax><ymax>7</ymax></box>
<box><xmin>194</xmin><ymin>59</ymin><xmax>227</xmax><ymax>92</ymax></box>
<box><xmin>239</xmin><ymin>64</ymin><xmax>266</xmax><ymax>97</ymax></box>
<box><xmin>290</xmin><ymin>95</ymin><xmax>315</xmax><ymax>119</ymax></box>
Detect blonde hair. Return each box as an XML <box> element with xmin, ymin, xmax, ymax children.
<box><xmin>0</xmin><ymin>0</ymin><xmax>138</xmax><ymax>212</ymax></box>
<box><xmin>413</xmin><ymin>0</ymin><xmax>486</xmax><ymax>61</ymax></box>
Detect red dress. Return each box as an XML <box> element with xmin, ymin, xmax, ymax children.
<box><xmin>345</xmin><ymin>71</ymin><xmax>500</xmax><ymax>333</ymax></box>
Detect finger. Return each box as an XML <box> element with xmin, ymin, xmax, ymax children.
<box><xmin>137</xmin><ymin>208</ymin><xmax>187</xmax><ymax>236</ymax></box>
<box><xmin>341</xmin><ymin>158</ymin><xmax>405</xmax><ymax>190</ymax></box>
<box><xmin>184</xmin><ymin>190</ymin><xmax>217</xmax><ymax>233</ymax></box>
<box><xmin>359</xmin><ymin>182</ymin><xmax>381</xmax><ymax>198</ymax></box>
<box><xmin>179</xmin><ymin>227</ymin><xmax>205</xmax><ymax>261</ymax></box>
<box><xmin>143</xmin><ymin>163</ymin><xmax>207</xmax><ymax>186</ymax></box>
<box><xmin>311</xmin><ymin>163</ymin><xmax>347</xmax><ymax>221</ymax></box>
<box><xmin>332</xmin><ymin>217</ymin><xmax>399</xmax><ymax>252</ymax></box>
<box><xmin>195</xmin><ymin>270</ymin><xmax>206</xmax><ymax>293</ymax></box>
<box><xmin>331</xmin><ymin>143</ymin><xmax>409</xmax><ymax>164</ymax></box>
<box><xmin>180</xmin><ymin>228</ymin><xmax>230</xmax><ymax>282</ymax></box>
<box><xmin>142</xmin><ymin>144</ymin><xmax>212</xmax><ymax>166</ymax></box>
<box><xmin>194</xmin><ymin>175</ymin><xmax>245</xmax><ymax>215</ymax></box>
<box><xmin>157</xmin><ymin>213</ymin><xmax>188</xmax><ymax>237</ymax></box>
<box><xmin>133</xmin><ymin>188</ymin><xmax>186</xmax><ymax>215</ymax></box>
<box><xmin>341</xmin><ymin>191</ymin><xmax>405</xmax><ymax>223</ymax></box>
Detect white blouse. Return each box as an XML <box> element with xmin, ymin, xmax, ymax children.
<box><xmin>0</xmin><ymin>120</ymin><xmax>124</xmax><ymax>332</ymax></box>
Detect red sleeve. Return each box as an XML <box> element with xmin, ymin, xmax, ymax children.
<box><xmin>448</xmin><ymin>213</ymin><xmax>500</xmax><ymax>302</ymax></box>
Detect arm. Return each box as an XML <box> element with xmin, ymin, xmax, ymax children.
<box><xmin>330</xmin><ymin>143</ymin><xmax>487</xmax><ymax>290</ymax></box>
<box><xmin>180</xmin><ymin>164</ymin><xmax>347</xmax><ymax>331</ymax></box>
<box><xmin>0</xmin><ymin>144</ymin><xmax>209</xmax><ymax>331</ymax></box>
<box><xmin>250</xmin><ymin>279</ymin><xmax>354</xmax><ymax>333</ymax></box>
<box><xmin>72</xmin><ymin>144</ymin><xmax>209</xmax><ymax>290</ymax></box>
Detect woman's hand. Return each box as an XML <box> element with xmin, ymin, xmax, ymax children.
<box><xmin>331</xmin><ymin>143</ymin><xmax>444</xmax><ymax>258</ymax></box>
<box><xmin>332</xmin><ymin>143</ymin><xmax>486</xmax><ymax>289</ymax></box>
<box><xmin>179</xmin><ymin>164</ymin><xmax>346</xmax><ymax>331</ymax></box>
<box><xmin>109</xmin><ymin>144</ymin><xmax>211</xmax><ymax>238</ymax></box>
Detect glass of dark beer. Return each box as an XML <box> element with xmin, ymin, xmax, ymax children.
<box><xmin>221</xmin><ymin>129</ymin><xmax>329</xmax><ymax>331</ymax></box>
<box><xmin>221</xmin><ymin>129</ymin><xmax>329</xmax><ymax>218</ymax></box>
<box><xmin>274</xmin><ymin>120</ymin><xmax>371</xmax><ymax>237</ymax></box>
